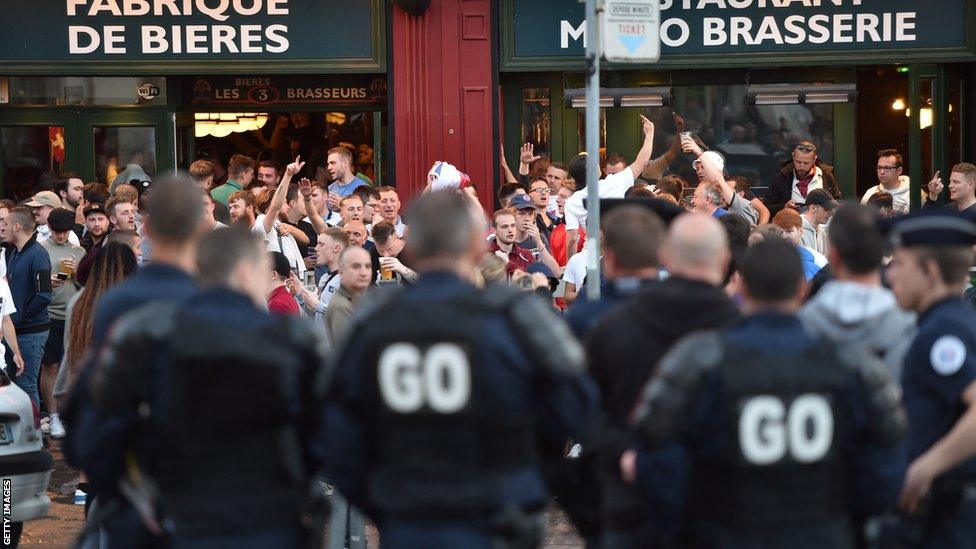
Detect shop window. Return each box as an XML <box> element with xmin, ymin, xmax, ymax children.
<box><xmin>1</xmin><ymin>126</ymin><xmax>65</xmax><ymax>201</ymax></box>
<box><xmin>577</xmin><ymin>108</ymin><xmax>606</xmax><ymax>161</ymax></box>
<box><xmin>521</xmin><ymin>88</ymin><xmax>551</xmax><ymax>157</ymax></box>
<box><xmin>644</xmin><ymin>85</ymin><xmax>834</xmax><ymax>191</ymax></box>
<box><xmin>1</xmin><ymin>77</ymin><xmax>165</xmax><ymax>107</ymax></box>
<box><xmin>94</xmin><ymin>127</ymin><xmax>156</xmax><ymax>186</ymax></box>
<box><xmin>948</xmin><ymin>77</ymin><xmax>962</xmax><ymax>167</ymax></box>
<box><xmin>918</xmin><ymin>79</ymin><xmax>935</xmax><ymax>182</ymax></box>
<box><xmin>194</xmin><ymin>111</ymin><xmax>382</xmax><ymax>187</ymax></box>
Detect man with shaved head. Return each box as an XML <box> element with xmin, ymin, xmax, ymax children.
<box><xmin>585</xmin><ymin>212</ymin><xmax>741</xmax><ymax>547</ymax></box>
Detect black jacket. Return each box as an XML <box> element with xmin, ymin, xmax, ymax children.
<box><xmin>584</xmin><ymin>276</ymin><xmax>740</xmax><ymax>534</ymax></box>
<box><xmin>764</xmin><ymin>158</ymin><xmax>840</xmax><ymax>217</ymax></box>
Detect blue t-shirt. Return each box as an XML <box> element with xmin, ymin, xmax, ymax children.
<box><xmin>327</xmin><ymin>177</ymin><xmax>370</xmax><ymax>214</ymax></box>
<box><xmin>712</xmin><ymin>207</ymin><xmax>728</xmax><ymax>218</ymax></box>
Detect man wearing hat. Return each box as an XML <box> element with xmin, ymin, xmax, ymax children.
<box><xmin>81</xmin><ymin>203</ymin><xmax>111</xmax><ymax>252</ymax></box>
<box><xmin>39</xmin><ymin>208</ymin><xmax>84</xmax><ymax>439</ymax></box>
<box><xmin>511</xmin><ymin>193</ymin><xmax>561</xmax><ymax>277</ymax></box>
<box><xmin>267</xmin><ymin>251</ymin><xmax>299</xmax><ymax>316</ymax></box>
<box><xmin>800</xmin><ymin>188</ymin><xmax>836</xmax><ymax>255</ymax></box>
<box><xmin>26</xmin><ymin>190</ymin><xmax>81</xmax><ymax>247</ymax></box>
<box><xmin>887</xmin><ymin>211</ymin><xmax>976</xmax><ymax>545</ymax></box>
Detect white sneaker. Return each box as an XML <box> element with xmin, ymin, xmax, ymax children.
<box><xmin>49</xmin><ymin>414</ymin><xmax>66</xmax><ymax>439</ymax></box>
<box><xmin>74</xmin><ymin>489</ymin><xmax>86</xmax><ymax>506</ymax></box>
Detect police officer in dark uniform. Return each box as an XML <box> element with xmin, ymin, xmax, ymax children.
<box><xmin>65</xmin><ymin>174</ymin><xmax>206</xmax><ymax>548</ymax></box>
<box><xmin>565</xmin><ymin>198</ymin><xmax>682</xmax><ymax>338</ymax></box>
<box><xmin>887</xmin><ymin>211</ymin><xmax>976</xmax><ymax>547</ymax></box>
<box><xmin>321</xmin><ymin>190</ymin><xmax>598</xmax><ymax>548</ymax></box>
<box><xmin>85</xmin><ymin>226</ymin><xmax>329</xmax><ymax>548</ymax></box>
<box><xmin>628</xmin><ymin>238</ymin><xmax>906</xmax><ymax>548</ymax></box>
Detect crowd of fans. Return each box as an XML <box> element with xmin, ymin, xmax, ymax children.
<box><xmin>5</xmin><ymin>111</ymin><xmax>976</xmax><ymax>546</ymax></box>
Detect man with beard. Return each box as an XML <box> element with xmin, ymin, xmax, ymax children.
<box><xmin>585</xmin><ymin>213</ymin><xmax>740</xmax><ymax>547</ymax></box>
<box><xmin>228</xmin><ymin>190</ymin><xmax>258</xmax><ymax>228</ymax></box>
<box><xmin>325</xmin><ymin>147</ymin><xmax>369</xmax><ymax>224</ymax></box>
<box><xmin>254</xmin><ymin>160</ymin><xmax>280</xmax><ymax>191</ymax></box>
<box><xmin>764</xmin><ymin>141</ymin><xmax>840</xmax><ymax>216</ymax></box>
<box><xmin>81</xmin><ymin>203</ymin><xmax>111</xmax><ymax>251</ymax></box>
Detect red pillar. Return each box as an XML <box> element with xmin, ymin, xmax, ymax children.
<box><xmin>391</xmin><ymin>0</ymin><xmax>495</xmax><ymax>210</ymax></box>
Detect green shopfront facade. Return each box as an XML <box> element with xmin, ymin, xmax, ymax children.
<box><xmin>500</xmin><ymin>0</ymin><xmax>976</xmax><ymax>206</ymax></box>
<box><xmin>0</xmin><ymin>0</ymin><xmax>386</xmax><ymax>200</ymax></box>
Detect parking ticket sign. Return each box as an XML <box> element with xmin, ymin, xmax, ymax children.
<box><xmin>601</xmin><ymin>0</ymin><xmax>660</xmax><ymax>63</ymax></box>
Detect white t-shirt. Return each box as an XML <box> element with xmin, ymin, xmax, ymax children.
<box><xmin>562</xmin><ymin>251</ymin><xmax>601</xmax><ymax>287</ymax></box>
<box><xmin>564</xmin><ymin>169</ymin><xmax>636</xmax><ymax>231</ymax></box>
<box><xmin>316</xmin><ymin>272</ymin><xmax>342</xmax><ymax>320</ymax></box>
<box><xmin>254</xmin><ymin>214</ymin><xmax>307</xmax><ymax>276</ymax></box>
<box><xmin>0</xmin><ymin>278</ymin><xmax>16</xmax><ymax>368</ymax></box>
<box><xmin>790</xmin><ymin>166</ymin><xmax>826</xmax><ymax>204</ymax></box>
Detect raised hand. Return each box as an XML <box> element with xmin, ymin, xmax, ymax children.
<box><xmin>928</xmin><ymin>170</ymin><xmax>944</xmax><ymax>200</ymax></box>
<box><xmin>520</xmin><ymin>143</ymin><xmax>541</xmax><ymax>165</ymax></box>
<box><xmin>640</xmin><ymin>114</ymin><xmax>655</xmax><ymax>139</ymax></box>
<box><xmin>285</xmin><ymin>156</ymin><xmax>305</xmax><ymax>178</ymax></box>
<box><xmin>298</xmin><ymin>177</ymin><xmax>313</xmax><ymax>198</ymax></box>
<box><xmin>681</xmin><ymin>134</ymin><xmax>702</xmax><ymax>157</ymax></box>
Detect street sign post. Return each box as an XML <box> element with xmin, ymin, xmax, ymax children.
<box><xmin>584</xmin><ymin>0</ymin><xmax>660</xmax><ymax>301</ymax></box>
<box><xmin>602</xmin><ymin>0</ymin><xmax>661</xmax><ymax>63</ymax></box>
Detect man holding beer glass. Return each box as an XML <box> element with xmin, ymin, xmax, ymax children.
<box><xmin>39</xmin><ymin>208</ymin><xmax>85</xmax><ymax>439</ymax></box>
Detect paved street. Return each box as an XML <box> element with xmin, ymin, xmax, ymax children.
<box><xmin>23</xmin><ymin>442</ymin><xmax>583</xmax><ymax>548</ymax></box>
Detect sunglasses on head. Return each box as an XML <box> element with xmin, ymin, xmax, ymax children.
<box><xmin>795</xmin><ymin>144</ymin><xmax>817</xmax><ymax>154</ymax></box>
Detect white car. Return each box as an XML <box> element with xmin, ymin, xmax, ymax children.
<box><xmin>0</xmin><ymin>371</ymin><xmax>53</xmax><ymax>546</ymax></box>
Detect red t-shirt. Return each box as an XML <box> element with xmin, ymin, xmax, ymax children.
<box><xmin>488</xmin><ymin>238</ymin><xmax>535</xmax><ymax>275</ymax></box>
<box><xmin>268</xmin><ymin>284</ymin><xmax>300</xmax><ymax>316</ymax></box>
<box><xmin>550</xmin><ymin>224</ymin><xmax>587</xmax><ymax>267</ymax></box>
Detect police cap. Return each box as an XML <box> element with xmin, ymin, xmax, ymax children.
<box><xmin>889</xmin><ymin>210</ymin><xmax>976</xmax><ymax>248</ymax></box>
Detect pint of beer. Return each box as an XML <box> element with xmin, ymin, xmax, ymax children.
<box><xmin>59</xmin><ymin>258</ymin><xmax>74</xmax><ymax>278</ymax></box>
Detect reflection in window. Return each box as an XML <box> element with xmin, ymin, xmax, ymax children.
<box><xmin>4</xmin><ymin>77</ymin><xmax>166</xmax><ymax>107</ymax></box>
<box><xmin>577</xmin><ymin>108</ymin><xmax>606</xmax><ymax>163</ymax></box>
<box><xmin>948</xmin><ymin>78</ymin><xmax>962</xmax><ymax>167</ymax></box>
<box><xmin>1</xmin><ymin>126</ymin><xmax>65</xmax><ymax>201</ymax></box>
<box><xmin>521</xmin><ymin>88</ymin><xmax>551</xmax><ymax>158</ymax></box>
<box><xmin>642</xmin><ymin>85</ymin><xmax>834</xmax><ymax>191</ymax></box>
<box><xmin>94</xmin><ymin>127</ymin><xmax>156</xmax><ymax>187</ymax></box>
<box><xmin>918</xmin><ymin>79</ymin><xmax>934</xmax><ymax>183</ymax></box>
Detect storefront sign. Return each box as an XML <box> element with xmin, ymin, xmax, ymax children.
<box><xmin>188</xmin><ymin>76</ymin><xmax>388</xmax><ymax>107</ymax></box>
<box><xmin>0</xmin><ymin>0</ymin><xmax>384</xmax><ymax>73</ymax></box>
<box><xmin>602</xmin><ymin>0</ymin><xmax>661</xmax><ymax>62</ymax></box>
<box><xmin>506</xmin><ymin>0</ymin><xmax>972</xmax><ymax>68</ymax></box>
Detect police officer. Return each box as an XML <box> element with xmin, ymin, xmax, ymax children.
<box><xmin>565</xmin><ymin>198</ymin><xmax>682</xmax><ymax>338</ymax></box>
<box><xmin>628</xmin><ymin>238</ymin><xmax>906</xmax><ymax>548</ymax></box>
<box><xmin>65</xmin><ymin>174</ymin><xmax>206</xmax><ymax>548</ymax></box>
<box><xmin>321</xmin><ymin>190</ymin><xmax>598</xmax><ymax>548</ymax></box>
<box><xmin>887</xmin><ymin>211</ymin><xmax>976</xmax><ymax>547</ymax></box>
<box><xmin>85</xmin><ymin>225</ymin><xmax>328</xmax><ymax>547</ymax></box>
